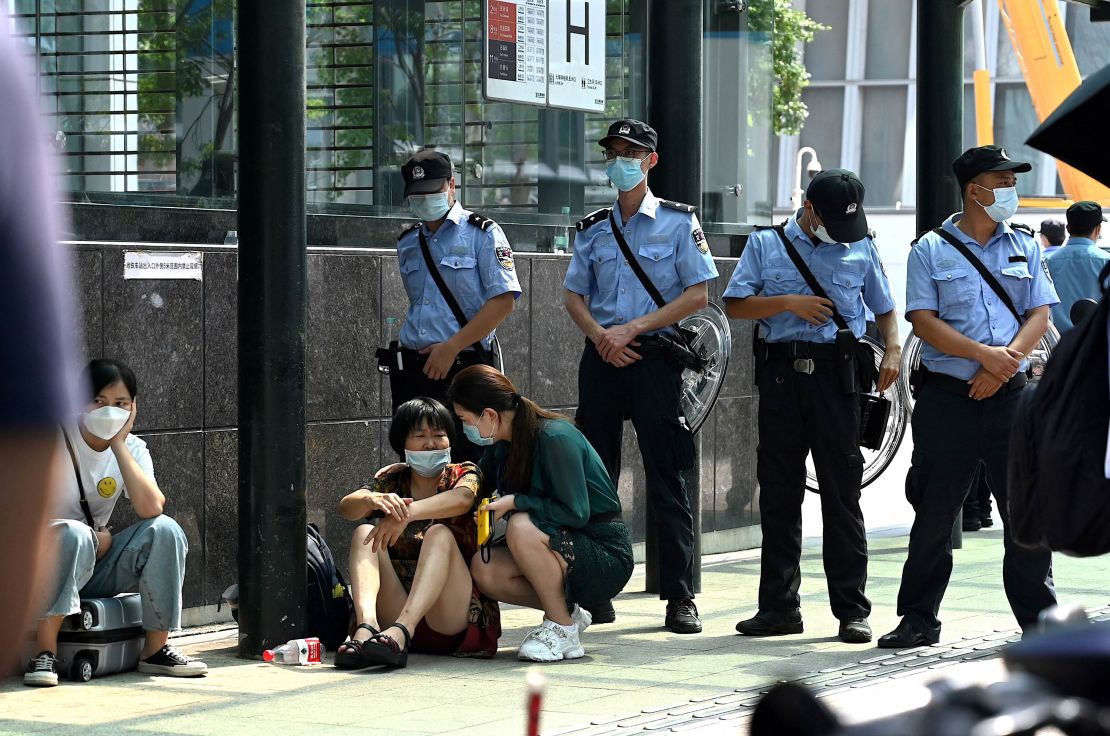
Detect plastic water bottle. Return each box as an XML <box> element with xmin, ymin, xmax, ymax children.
<box><xmin>262</xmin><ymin>637</ymin><xmax>323</xmax><ymax>665</ymax></box>
<box><xmin>553</xmin><ymin>206</ymin><xmax>571</xmax><ymax>253</ymax></box>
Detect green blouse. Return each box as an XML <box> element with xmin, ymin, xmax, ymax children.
<box><xmin>479</xmin><ymin>418</ymin><xmax>622</xmax><ymax>536</ymax></box>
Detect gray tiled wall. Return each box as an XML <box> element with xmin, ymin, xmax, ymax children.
<box><xmin>72</xmin><ymin>245</ymin><xmax>759</xmax><ymax>610</ymax></box>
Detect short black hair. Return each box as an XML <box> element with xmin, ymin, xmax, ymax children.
<box><xmin>388</xmin><ymin>397</ymin><xmax>456</xmax><ymax>457</ymax></box>
<box><xmin>1066</xmin><ymin>223</ymin><xmax>1100</xmax><ymax>240</ymax></box>
<box><xmin>85</xmin><ymin>359</ymin><xmax>138</xmax><ymax>400</ymax></box>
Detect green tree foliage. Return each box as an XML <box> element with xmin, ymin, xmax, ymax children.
<box><xmin>748</xmin><ymin>0</ymin><xmax>828</xmax><ymax>137</ymax></box>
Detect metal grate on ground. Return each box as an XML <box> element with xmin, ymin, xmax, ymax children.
<box><xmin>554</xmin><ymin>605</ymin><xmax>1110</xmax><ymax>736</ymax></box>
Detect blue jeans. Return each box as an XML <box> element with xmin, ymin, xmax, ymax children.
<box><xmin>43</xmin><ymin>516</ymin><xmax>188</xmax><ymax>631</ymax></box>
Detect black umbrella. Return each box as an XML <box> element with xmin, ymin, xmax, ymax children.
<box><xmin>1027</xmin><ymin>63</ymin><xmax>1110</xmax><ymax>186</ymax></box>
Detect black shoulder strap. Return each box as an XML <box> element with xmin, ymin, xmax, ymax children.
<box><xmin>62</xmin><ymin>430</ymin><xmax>96</xmax><ymax>528</ymax></box>
<box><xmin>932</xmin><ymin>227</ymin><xmax>1024</xmax><ymax>325</ymax></box>
<box><xmin>576</xmin><ymin>207</ymin><xmax>610</xmax><ymax>232</ymax></box>
<box><xmin>657</xmin><ymin>199</ymin><xmax>697</xmax><ymax>214</ymax></box>
<box><xmin>467</xmin><ymin>212</ymin><xmax>495</xmax><ymax>231</ymax></box>
<box><xmin>416</xmin><ymin>229</ymin><xmax>490</xmax><ymax>358</ymax></box>
<box><xmin>771</xmin><ymin>225</ymin><xmax>849</xmax><ymax>332</ymax></box>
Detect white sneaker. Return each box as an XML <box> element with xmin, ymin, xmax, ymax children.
<box><xmin>137</xmin><ymin>644</ymin><xmax>208</xmax><ymax>677</ymax></box>
<box><xmin>517</xmin><ymin>619</ymin><xmax>584</xmax><ymax>662</ymax></box>
<box><xmin>571</xmin><ymin>604</ymin><xmax>592</xmax><ymax>633</ymax></box>
<box><xmin>23</xmin><ymin>651</ymin><xmax>59</xmax><ymax>687</ymax></box>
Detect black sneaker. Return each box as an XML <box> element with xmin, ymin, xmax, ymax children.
<box><xmin>962</xmin><ymin>515</ymin><xmax>982</xmax><ymax>532</ymax></box>
<box><xmin>24</xmin><ymin>651</ymin><xmax>59</xmax><ymax>687</ymax></box>
<box><xmin>581</xmin><ymin>600</ymin><xmax>616</xmax><ymax>624</ymax></box>
<box><xmin>138</xmin><ymin>644</ymin><xmax>208</xmax><ymax>677</ymax></box>
<box><xmin>735</xmin><ymin>609</ymin><xmax>804</xmax><ymax>636</ymax></box>
<box><xmin>980</xmin><ymin>514</ymin><xmax>994</xmax><ymax>528</ymax></box>
<box><xmin>665</xmin><ymin>598</ymin><xmax>702</xmax><ymax>634</ymax></box>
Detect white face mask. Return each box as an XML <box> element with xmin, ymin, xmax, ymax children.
<box><xmin>974</xmin><ymin>184</ymin><xmax>1019</xmax><ymax>223</ymax></box>
<box><xmin>813</xmin><ymin>224</ymin><xmax>838</xmax><ymax>244</ymax></box>
<box><xmin>82</xmin><ymin>405</ymin><xmax>130</xmax><ymax>441</ymax></box>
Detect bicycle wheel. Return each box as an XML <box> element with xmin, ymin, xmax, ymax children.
<box><xmin>804</xmin><ymin>336</ymin><xmax>911</xmax><ymax>492</ymax></box>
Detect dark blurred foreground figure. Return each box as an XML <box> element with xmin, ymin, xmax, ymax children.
<box><xmin>0</xmin><ymin>14</ymin><xmax>82</xmax><ymax>673</ymax></box>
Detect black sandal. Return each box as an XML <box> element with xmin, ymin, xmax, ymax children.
<box><xmin>333</xmin><ymin>623</ymin><xmax>379</xmax><ymax>670</ymax></box>
<box><xmin>361</xmin><ymin>622</ymin><xmax>412</xmax><ymax>669</ymax></box>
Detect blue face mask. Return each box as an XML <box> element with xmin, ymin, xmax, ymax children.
<box><xmin>974</xmin><ymin>184</ymin><xmax>1019</xmax><ymax>223</ymax></box>
<box><xmin>405</xmin><ymin>448</ymin><xmax>451</xmax><ymax>477</ymax></box>
<box><xmin>462</xmin><ymin>414</ymin><xmax>497</xmax><ymax>446</ymax></box>
<box><xmin>605</xmin><ymin>157</ymin><xmax>647</xmax><ymax>192</ymax></box>
<box><xmin>408</xmin><ymin>192</ymin><xmax>451</xmax><ymax>222</ymax></box>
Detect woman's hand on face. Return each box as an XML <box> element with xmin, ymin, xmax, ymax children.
<box><xmin>367</xmin><ymin>491</ymin><xmax>410</xmax><ymax>519</ymax></box>
<box><xmin>485</xmin><ymin>494</ymin><xmax>516</xmax><ymax>523</ymax></box>
<box><xmin>373</xmin><ymin>462</ymin><xmax>408</xmax><ymax>480</ymax></box>
<box><xmin>363</xmin><ymin>515</ymin><xmax>408</xmax><ymax>552</ymax></box>
<box><xmin>110</xmin><ymin>402</ymin><xmax>137</xmax><ymax>448</ymax></box>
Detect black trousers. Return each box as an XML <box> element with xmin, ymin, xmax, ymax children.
<box><xmin>576</xmin><ymin>341</ymin><xmax>695</xmax><ymax>601</ymax></box>
<box><xmin>386</xmin><ymin>349</ymin><xmax>491</xmax><ymax>464</ymax></box>
<box><xmin>756</xmin><ymin>359</ymin><xmax>870</xmax><ymax>619</ymax></box>
<box><xmin>897</xmin><ymin>382</ymin><xmax>1056</xmax><ymax>635</ymax></box>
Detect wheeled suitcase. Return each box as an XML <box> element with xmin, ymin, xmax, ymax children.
<box><xmin>56</xmin><ymin>593</ymin><xmax>145</xmax><ymax>682</ymax></box>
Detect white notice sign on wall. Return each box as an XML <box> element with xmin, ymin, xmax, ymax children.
<box><xmin>124</xmin><ymin>251</ymin><xmax>204</xmax><ymax>281</ymax></box>
<box><xmin>484</xmin><ymin>0</ymin><xmax>548</xmax><ymax>106</ymax></box>
<box><xmin>548</xmin><ymin>0</ymin><xmax>606</xmax><ymax>112</ymax></box>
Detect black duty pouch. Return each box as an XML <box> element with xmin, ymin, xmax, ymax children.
<box><xmin>657</xmin><ymin>327</ymin><xmax>708</xmax><ymax>372</ymax></box>
<box><xmin>835</xmin><ymin>328</ymin><xmax>858</xmax><ymax>394</ymax></box>
<box><xmin>858</xmin><ymin>392</ymin><xmax>891</xmax><ymax>450</ymax></box>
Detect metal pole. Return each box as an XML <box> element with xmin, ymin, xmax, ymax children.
<box><xmin>644</xmin><ymin>0</ymin><xmax>703</xmax><ymax>593</ymax></box>
<box><xmin>918</xmin><ymin>0</ymin><xmax>969</xmax><ymax>550</ymax></box>
<box><xmin>236</xmin><ymin>0</ymin><xmax>308</xmax><ymax>657</ymax></box>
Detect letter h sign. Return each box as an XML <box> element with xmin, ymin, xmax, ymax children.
<box><xmin>566</xmin><ymin>1</ymin><xmax>589</xmax><ymax>64</ymax></box>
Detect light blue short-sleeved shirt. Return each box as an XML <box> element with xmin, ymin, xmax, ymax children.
<box><xmin>397</xmin><ymin>201</ymin><xmax>522</xmax><ymax>351</ymax></box>
<box><xmin>563</xmin><ymin>190</ymin><xmax>718</xmax><ymax>336</ymax></box>
<box><xmin>905</xmin><ymin>213</ymin><xmax>1059</xmax><ymax>381</ymax></box>
<box><xmin>721</xmin><ymin>212</ymin><xmax>895</xmax><ymax>343</ymax></box>
<box><xmin>1045</xmin><ymin>238</ymin><xmax>1110</xmax><ymax>332</ymax></box>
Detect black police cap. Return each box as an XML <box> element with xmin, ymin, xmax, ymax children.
<box><xmin>805</xmin><ymin>168</ymin><xmax>868</xmax><ymax>243</ymax></box>
<box><xmin>1066</xmin><ymin>200</ymin><xmax>1106</xmax><ymax>232</ymax></box>
<box><xmin>402</xmin><ymin>150</ymin><xmax>453</xmax><ymax>197</ymax></box>
<box><xmin>952</xmin><ymin>145</ymin><xmax>1031</xmax><ymax>190</ymax></box>
<box><xmin>598</xmin><ymin>119</ymin><xmax>658</xmax><ymax>152</ymax></box>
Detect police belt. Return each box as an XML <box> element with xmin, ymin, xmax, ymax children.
<box><xmin>921</xmin><ymin>368</ymin><xmax>1027</xmax><ymax>398</ymax></box>
<box><xmin>764</xmin><ymin>340</ymin><xmax>841</xmax><ymax>375</ymax></box>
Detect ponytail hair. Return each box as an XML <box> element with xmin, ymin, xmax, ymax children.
<box><xmin>447</xmin><ymin>365</ymin><xmax>565</xmax><ymax>491</ymax></box>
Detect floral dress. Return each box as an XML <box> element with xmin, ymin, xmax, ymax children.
<box><xmin>366</xmin><ymin>462</ymin><xmax>501</xmax><ymax>657</ymax></box>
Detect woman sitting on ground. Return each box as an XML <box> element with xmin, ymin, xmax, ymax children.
<box><xmin>335</xmin><ymin>397</ymin><xmax>500</xmax><ymax>669</ymax></box>
<box><xmin>446</xmin><ymin>365</ymin><xmax>634</xmax><ymax>663</ymax></box>
<box><xmin>25</xmin><ymin>359</ymin><xmax>207</xmax><ymax>687</ymax></box>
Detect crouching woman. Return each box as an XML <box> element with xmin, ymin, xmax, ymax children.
<box><xmin>25</xmin><ymin>359</ymin><xmax>206</xmax><ymax>687</ymax></box>
<box><xmin>335</xmin><ymin>398</ymin><xmax>500</xmax><ymax>669</ymax></box>
<box><xmin>447</xmin><ymin>365</ymin><xmax>634</xmax><ymax>662</ymax></box>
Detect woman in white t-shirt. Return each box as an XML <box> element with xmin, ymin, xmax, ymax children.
<box><xmin>24</xmin><ymin>359</ymin><xmax>207</xmax><ymax>687</ymax></box>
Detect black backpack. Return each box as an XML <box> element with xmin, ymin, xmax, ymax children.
<box><xmin>306</xmin><ymin>523</ymin><xmax>354</xmax><ymax>649</ymax></box>
<box><xmin>1009</xmin><ymin>267</ymin><xmax>1110</xmax><ymax>556</ymax></box>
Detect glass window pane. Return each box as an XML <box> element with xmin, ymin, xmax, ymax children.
<box><xmin>1067</xmin><ymin>5</ymin><xmax>1110</xmax><ymax>77</ymax></box>
<box><xmin>803</xmin><ymin>0</ymin><xmax>849</xmax><ymax>81</ymax></box>
<box><xmin>864</xmin><ymin>0</ymin><xmax>911</xmax><ymax>79</ymax></box>
<box><xmin>859</xmin><ymin>86</ymin><xmax>907</xmax><ymax>206</ymax></box>
<box><xmin>798</xmin><ymin>87</ymin><xmax>844</xmax><ymax>171</ymax></box>
<box><xmin>994</xmin><ymin>83</ymin><xmax>1044</xmax><ymax>197</ymax></box>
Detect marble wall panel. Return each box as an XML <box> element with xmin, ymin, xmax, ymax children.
<box><xmin>712</xmin><ymin>396</ymin><xmax>758</xmax><ymax>532</ymax></box>
<box><xmin>203</xmin><ymin>253</ymin><xmax>238</xmax><ymax>428</ymax></box>
<box><xmin>306</xmin><ymin>254</ymin><xmax>380</xmax><ymax>422</ymax></box>
<box><xmin>306</xmin><ymin>421</ymin><xmax>383</xmax><ymax>577</ymax></box>
<box><xmin>102</xmin><ymin>250</ymin><xmax>204</xmax><ymax>431</ymax></box>
<box><xmin>203</xmin><ymin>430</ymin><xmax>237</xmax><ymax>605</ymax></box>
<box><xmin>134</xmin><ymin>431</ymin><xmax>206</xmax><ymax>609</ymax></box>
<box><xmin>74</xmin><ymin>248</ymin><xmax>103</xmax><ymax>363</ymax></box>
<box><xmin>528</xmin><ymin>258</ymin><xmax>583</xmax><ymax>407</ymax></box>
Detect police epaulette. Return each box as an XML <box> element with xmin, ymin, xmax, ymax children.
<box><xmin>398</xmin><ymin>221</ymin><xmax>421</xmax><ymax>240</ymax></box>
<box><xmin>910</xmin><ymin>229</ymin><xmax>931</xmax><ymax>247</ymax></box>
<box><xmin>468</xmin><ymin>212</ymin><xmax>495</xmax><ymax>231</ymax></box>
<box><xmin>576</xmin><ymin>207</ymin><xmax>611</xmax><ymax>232</ymax></box>
<box><xmin>658</xmin><ymin>199</ymin><xmax>697</xmax><ymax>214</ymax></box>
<box><xmin>1011</xmin><ymin>222</ymin><xmax>1034</xmax><ymax>238</ymax></box>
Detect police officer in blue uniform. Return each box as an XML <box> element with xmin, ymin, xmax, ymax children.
<box><xmin>382</xmin><ymin>149</ymin><xmax>521</xmax><ymax>463</ymax></box>
<box><xmin>564</xmin><ymin>119</ymin><xmax>718</xmax><ymax>634</ymax></box>
<box><xmin>878</xmin><ymin>145</ymin><xmax>1058</xmax><ymax>648</ymax></box>
<box><xmin>724</xmin><ymin>169</ymin><xmax>900</xmax><ymax>644</ymax></box>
